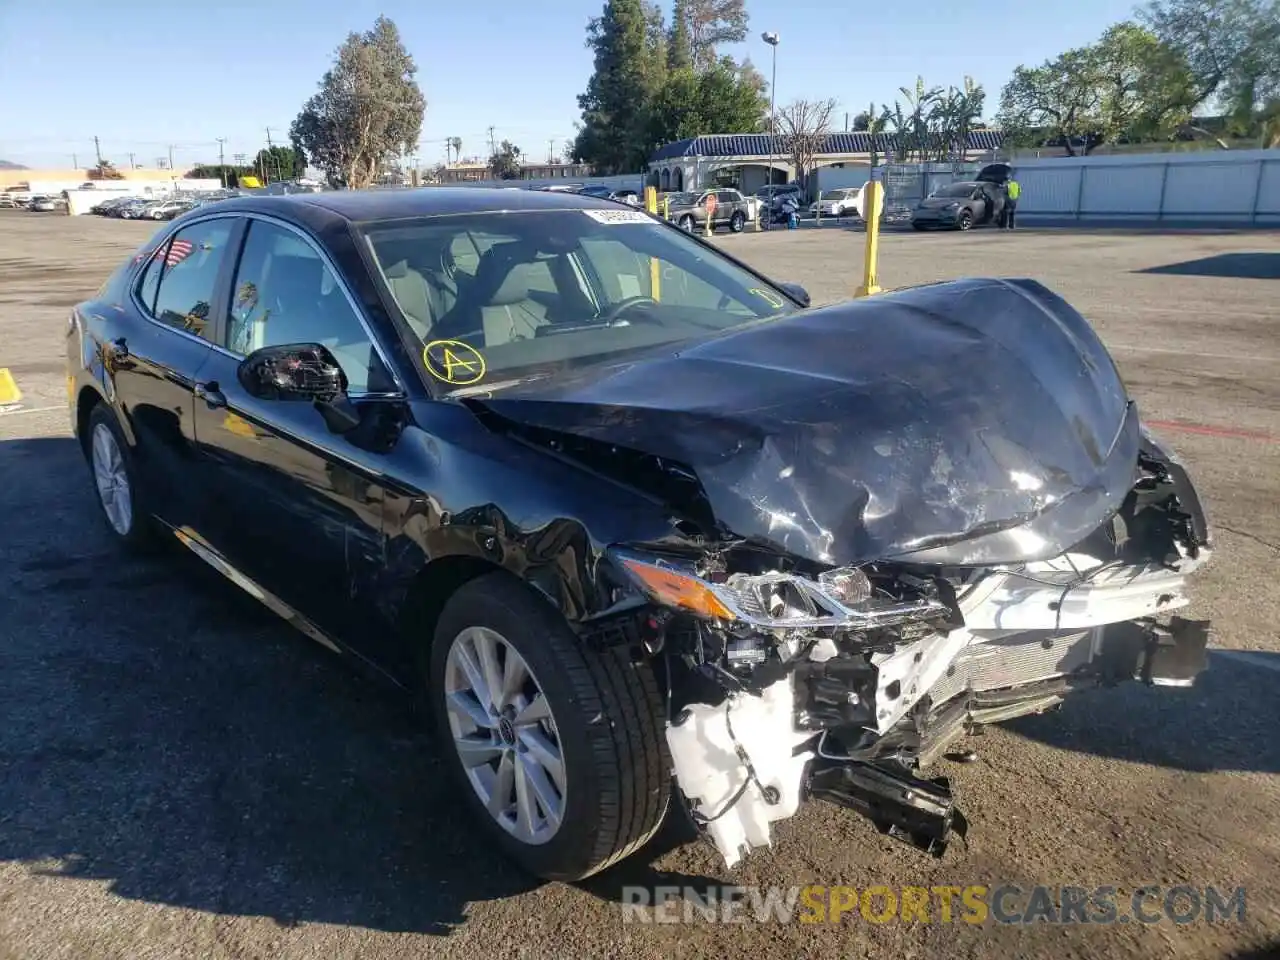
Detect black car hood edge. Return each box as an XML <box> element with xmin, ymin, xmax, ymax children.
<box><xmin>471</xmin><ymin>278</ymin><xmax>1140</xmax><ymax>567</ymax></box>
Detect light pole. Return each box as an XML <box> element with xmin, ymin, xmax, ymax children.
<box><xmin>761</xmin><ymin>31</ymin><xmax>780</xmax><ymax>227</ymax></box>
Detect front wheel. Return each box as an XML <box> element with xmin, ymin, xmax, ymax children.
<box><xmin>957</xmin><ymin>210</ymin><xmax>973</xmax><ymax>231</ymax></box>
<box><xmin>429</xmin><ymin>573</ymin><xmax>670</xmax><ymax>881</ymax></box>
<box><xmin>729</xmin><ymin>210</ymin><xmax>746</xmax><ymax>232</ymax></box>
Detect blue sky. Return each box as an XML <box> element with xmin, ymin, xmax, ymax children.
<box><xmin>0</xmin><ymin>0</ymin><xmax>1140</xmax><ymax>170</ymax></box>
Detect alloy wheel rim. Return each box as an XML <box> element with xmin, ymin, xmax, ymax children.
<box><xmin>91</xmin><ymin>423</ymin><xmax>132</xmax><ymax>536</ymax></box>
<box><xmin>443</xmin><ymin>626</ymin><xmax>566</xmax><ymax>845</ymax></box>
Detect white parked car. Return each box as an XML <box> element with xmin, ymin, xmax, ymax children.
<box><xmin>810</xmin><ymin>187</ymin><xmax>861</xmax><ymax>217</ymax></box>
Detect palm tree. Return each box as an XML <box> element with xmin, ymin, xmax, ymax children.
<box><xmin>899</xmin><ymin>76</ymin><xmax>943</xmax><ymax>162</ymax></box>
<box><xmin>448</xmin><ymin>137</ymin><xmax>462</xmax><ymax>164</ymax></box>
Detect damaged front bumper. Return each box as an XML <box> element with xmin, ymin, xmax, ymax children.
<box><xmin>664</xmin><ymin>612</ymin><xmax>1209</xmax><ymax>867</ymax></box>
<box><xmin>610</xmin><ymin>537</ymin><xmax>1212</xmax><ymax>869</ymax></box>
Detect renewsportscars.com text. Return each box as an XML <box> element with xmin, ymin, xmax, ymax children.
<box><xmin>620</xmin><ymin>884</ymin><xmax>1247</xmax><ymax>925</ymax></box>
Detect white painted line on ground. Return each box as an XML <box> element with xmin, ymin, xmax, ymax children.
<box><xmin>1107</xmin><ymin>343</ymin><xmax>1280</xmax><ymax>363</ymax></box>
<box><xmin>0</xmin><ymin>404</ymin><xmax>67</xmax><ymax>417</ymax></box>
<box><xmin>1212</xmin><ymin>649</ymin><xmax>1280</xmax><ymax>672</ymax></box>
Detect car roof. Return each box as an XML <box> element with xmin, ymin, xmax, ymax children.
<box><xmin>206</xmin><ymin>186</ymin><xmax>627</xmax><ymax>224</ymax></box>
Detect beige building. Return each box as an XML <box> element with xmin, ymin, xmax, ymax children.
<box><xmin>0</xmin><ymin>166</ymin><xmax>195</xmax><ymax>189</ymax></box>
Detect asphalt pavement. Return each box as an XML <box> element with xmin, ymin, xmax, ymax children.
<box><xmin>1</xmin><ymin>209</ymin><xmax>1278</xmax><ymax>960</ymax></box>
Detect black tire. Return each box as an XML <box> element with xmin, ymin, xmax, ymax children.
<box><xmin>85</xmin><ymin>404</ymin><xmax>155</xmax><ymax>550</ymax></box>
<box><xmin>957</xmin><ymin>210</ymin><xmax>973</xmax><ymax>231</ymax></box>
<box><xmin>429</xmin><ymin>573</ymin><xmax>670</xmax><ymax>881</ymax></box>
<box><xmin>912</xmin><ymin>222</ymin><xmax>927</xmax><ymax>231</ymax></box>
<box><xmin>678</xmin><ymin>215</ymin><xmax>694</xmax><ymax>233</ymax></box>
<box><xmin>729</xmin><ymin>210</ymin><xmax>746</xmax><ymax>233</ymax></box>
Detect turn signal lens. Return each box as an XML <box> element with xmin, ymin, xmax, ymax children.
<box><xmin>620</xmin><ymin>558</ymin><xmax>736</xmax><ymax>621</ymax></box>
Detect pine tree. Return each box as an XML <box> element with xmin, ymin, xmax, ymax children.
<box><xmin>573</xmin><ymin>0</ymin><xmax>659</xmax><ymax>173</ymax></box>
<box><xmin>667</xmin><ymin>0</ymin><xmax>693</xmax><ymax>70</ymax></box>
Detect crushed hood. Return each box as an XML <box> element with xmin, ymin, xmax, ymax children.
<box><xmin>474</xmin><ymin>278</ymin><xmax>1141</xmax><ymax>567</ymax></box>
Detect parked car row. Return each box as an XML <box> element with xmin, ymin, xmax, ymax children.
<box><xmin>90</xmin><ymin>192</ymin><xmax>236</xmax><ymax>220</ymax></box>
<box><xmin>0</xmin><ymin>193</ymin><xmax>68</xmax><ymax>212</ymax></box>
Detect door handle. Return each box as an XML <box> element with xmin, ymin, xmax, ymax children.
<box><xmin>194</xmin><ymin>380</ymin><xmax>227</xmax><ymax>409</ymax></box>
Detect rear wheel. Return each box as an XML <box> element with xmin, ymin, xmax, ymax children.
<box><xmin>86</xmin><ymin>405</ymin><xmax>154</xmax><ymax>550</ymax></box>
<box><xmin>729</xmin><ymin>211</ymin><xmax>746</xmax><ymax>232</ymax></box>
<box><xmin>678</xmin><ymin>215</ymin><xmax>694</xmax><ymax>233</ymax></box>
<box><xmin>429</xmin><ymin>573</ymin><xmax>670</xmax><ymax>881</ymax></box>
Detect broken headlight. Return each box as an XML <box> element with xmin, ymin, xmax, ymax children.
<box><xmin>612</xmin><ymin>549</ymin><xmax>949</xmax><ymax>630</ymax></box>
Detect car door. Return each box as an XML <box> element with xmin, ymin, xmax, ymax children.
<box><xmin>110</xmin><ymin>216</ymin><xmax>237</xmax><ymax>528</ymax></box>
<box><xmin>189</xmin><ymin>214</ymin><xmax>403</xmax><ymax>649</ymax></box>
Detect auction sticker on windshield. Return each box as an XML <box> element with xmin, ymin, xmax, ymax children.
<box><xmin>582</xmin><ymin>209</ymin><xmax>654</xmax><ymax>225</ymax></box>
<box><xmin>423</xmin><ymin>339</ymin><xmax>486</xmax><ymax>386</ymax></box>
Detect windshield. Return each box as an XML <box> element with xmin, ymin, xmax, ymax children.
<box><xmin>933</xmin><ymin>183</ymin><xmax>977</xmax><ymax>199</ymax></box>
<box><xmin>360</xmin><ymin>209</ymin><xmax>799</xmax><ymax>394</ymax></box>
<box><xmin>821</xmin><ymin>190</ymin><xmax>849</xmax><ymax>200</ymax></box>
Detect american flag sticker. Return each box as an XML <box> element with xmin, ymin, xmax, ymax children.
<box><xmin>164</xmin><ymin>239</ymin><xmax>195</xmax><ymax>267</ymax></box>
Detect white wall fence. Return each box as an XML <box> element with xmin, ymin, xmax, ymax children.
<box><xmin>1014</xmin><ymin>149</ymin><xmax>1280</xmax><ymax>225</ymax></box>
<box><xmin>440</xmin><ymin>172</ymin><xmax>646</xmax><ymax>193</ymax></box>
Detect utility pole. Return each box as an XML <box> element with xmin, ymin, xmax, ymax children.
<box><xmin>168</xmin><ymin>145</ymin><xmax>175</xmax><ymax>172</ymax></box>
<box><xmin>216</xmin><ymin>138</ymin><xmax>227</xmax><ymax>188</ymax></box>
<box><xmin>72</xmin><ymin>153</ymin><xmax>78</xmax><ymax>169</ymax></box>
<box><xmin>128</xmin><ymin>152</ymin><xmax>135</xmax><ymax>169</ymax></box>
<box><xmin>548</xmin><ymin>139</ymin><xmax>556</xmax><ymax>164</ymax></box>
<box><xmin>488</xmin><ymin>126</ymin><xmax>497</xmax><ymax>160</ymax></box>
<box><xmin>265</xmin><ymin>126</ymin><xmax>282</xmax><ymax>182</ymax></box>
<box><xmin>93</xmin><ymin>136</ymin><xmax>103</xmax><ymax>166</ymax></box>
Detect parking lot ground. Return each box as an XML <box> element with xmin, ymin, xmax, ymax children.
<box><xmin>2</xmin><ymin>210</ymin><xmax>1279</xmax><ymax>960</ymax></box>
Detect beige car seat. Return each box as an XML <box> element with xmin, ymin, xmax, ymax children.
<box><xmin>382</xmin><ymin>259</ymin><xmax>434</xmax><ymax>339</ymax></box>
<box><xmin>480</xmin><ymin>260</ymin><xmax>551</xmax><ymax>346</ymax></box>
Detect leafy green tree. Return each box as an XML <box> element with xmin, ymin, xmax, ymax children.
<box><xmin>489</xmin><ymin>140</ymin><xmax>523</xmax><ymax>179</ymax></box>
<box><xmin>1140</xmin><ymin>0</ymin><xmax>1280</xmax><ymax>112</ymax></box>
<box><xmin>254</xmin><ymin>145</ymin><xmax>304</xmax><ymax>182</ymax></box>
<box><xmin>997</xmin><ymin>24</ymin><xmax>1195</xmax><ymax>154</ymax></box>
<box><xmin>289</xmin><ymin>16</ymin><xmax>426</xmax><ymax>189</ymax></box>
<box><xmin>680</xmin><ymin>0</ymin><xmax>748</xmax><ymax>70</ymax></box>
<box><xmin>646</xmin><ymin>56</ymin><xmax>769</xmax><ymax>144</ymax></box>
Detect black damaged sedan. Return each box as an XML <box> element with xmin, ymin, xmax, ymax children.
<box><xmin>68</xmin><ymin>187</ymin><xmax>1213</xmax><ymax>880</ymax></box>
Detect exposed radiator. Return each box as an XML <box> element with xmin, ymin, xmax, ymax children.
<box><xmin>925</xmin><ymin>628</ymin><xmax>1099</xmax><ymax>707</ymax></box>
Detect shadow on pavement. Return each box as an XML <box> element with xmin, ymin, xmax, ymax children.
<box><xmin>1006</xmin><ymin>651</ymin><xmax>1280</xmax><ymax>775</ymax></box>
<box><xmin>1136</xmin><ymin>252</ymin><xmax>1280</xmax><ymax>279</ymax></box>
<box><xmin>3</xmin><ymin>435</ymin><xmax>1268</xmax><ymax>937</ymax></box>
<box><xmin>0</xmin><ymin>436</ymin><xmax>545</xmax><ymax>935</ymax></box>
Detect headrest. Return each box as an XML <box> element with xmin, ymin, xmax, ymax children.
<box><xmin>486</xmin><ymin>261</ymin><xmax>542</xmax><ymax>307</ymax></box>
<box><xmin>384</xmin><ymin>258</ymin><xmax>409</xmax><ymax>279</ymax></box>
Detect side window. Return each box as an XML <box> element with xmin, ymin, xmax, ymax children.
<box><xmin>134</xmin><ymin>240</ymin><xmax>169</xmax><ymax>314</ymax></box>
<box><xmin>226</xmin><ymin>220</ymin><xmax>389</xmax><ymax>395</ymax></box>
<box><xmin>149</xmin><ymin>219</ymin><xmax>234</xmax><ymax>340</ymax></box>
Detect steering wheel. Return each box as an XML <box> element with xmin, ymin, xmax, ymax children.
<box><xmin>600</xmin><ymin>296</ymin><xmax>660</xmax><ymax>325</ymax></box>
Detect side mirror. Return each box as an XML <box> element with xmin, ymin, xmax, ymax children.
<box><xmin>237</xmin><ymin>344</ymin><xmax>362</xmax><ymax>435</ymax></box>
<box><xmin>237</xmin><ymin>343</ymin><xmax>348</xmax><ymax>403</ymax></box>
<box><xmin>778</xmin><ymin>282</ymin><xmax>810</xmax><ymax>308</ymax></box>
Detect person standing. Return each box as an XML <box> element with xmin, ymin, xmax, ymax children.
<box><xmin>1004</xmin><ymin>174</ymin><xmax>1021</xmax><ymax>229</ymax></box>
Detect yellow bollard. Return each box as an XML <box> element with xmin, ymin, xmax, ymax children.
<box><xmin>663</xmin><ymin>196</ymin><xmax>670</xmax><ymax>221</ymax></box>
<box><xmin>644</xmin><ymin>186</ymin><xmax>661</xmax><ymax>301</ymax></box>
<box><xmin>754</xmin><ymin>199</ymin><xmax>762</xmax><ymax>232</ymax></box>
<box><xmin>855</xmin><ymin>181</ymin><xmax>884</xmax><ymax>298</ymax></box>
<box><xmin>0</xmin><ymin>368</ymin><xmax>21</xmax><ymax>407</ymax></box>
<box><xmin>704</xmin><ymin>199</ymin><xmax>713</xmax><ymax>238</ymax></box>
